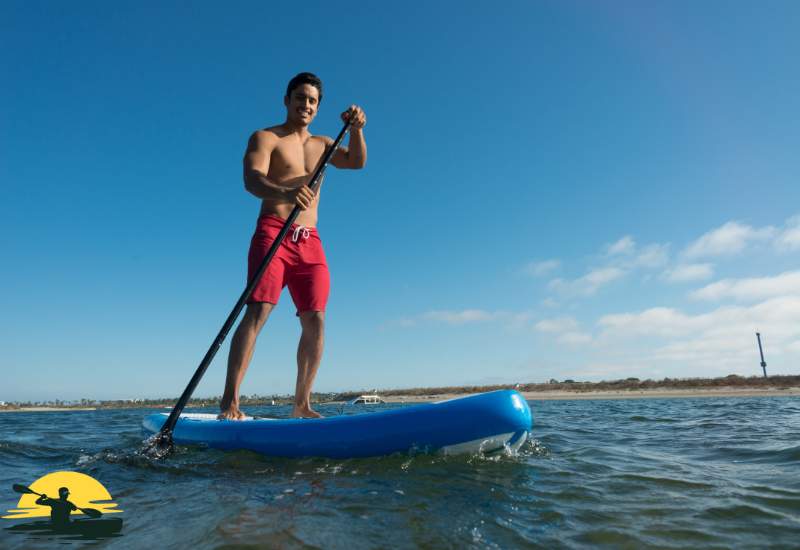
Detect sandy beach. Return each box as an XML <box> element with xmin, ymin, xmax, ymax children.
<box><xmin>373</xmin><ymin>387</ymin><xmax>800</xmax><ymax>403</ymax></box>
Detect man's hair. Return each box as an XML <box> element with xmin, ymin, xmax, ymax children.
<box><xmin>286</xmin><ymin>72</ymin><xmax>323</xmax><ymax>104</ymax></box>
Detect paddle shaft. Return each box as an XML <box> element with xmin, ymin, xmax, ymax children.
<box><xmin>157</xmin><ymin>121</ymin><xmax>352</xmax><ymax>441</ymax></box>
<box><xmin>12</xmin><ymin>484</ymin><xmax>102</xmax><ymax>518</ymax></box>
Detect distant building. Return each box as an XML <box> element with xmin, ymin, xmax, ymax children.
<box><xmin>0</xmin><ymin>401</ymin><xmax>6</xmax><ymax>406</ymax></box>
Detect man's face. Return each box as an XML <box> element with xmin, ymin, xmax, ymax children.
<box><xmin>284</xmin><ymin>84</ymin><xmax>320</xmax><ymax>126</ymax></box>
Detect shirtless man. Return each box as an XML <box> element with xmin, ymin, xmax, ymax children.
<box><xmin>219</xmin><ymin>73</ymin><xmax>366</xmax><ymax>420</ymax></box>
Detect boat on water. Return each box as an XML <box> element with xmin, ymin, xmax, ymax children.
<box><xmin>142</xmin><ymin>390</ymin><xmax>531</xmax><ymax>459</ymax></box>
<box><xmin>345</xmin><ymin>393</ymin><xmax>388</xmax><ymax>404</ymax></box>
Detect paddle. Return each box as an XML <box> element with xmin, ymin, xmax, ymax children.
<box><xmin>141</xmin><ymin>120</ymin><xmax>353</xmax><ymax>458</ymax></box>
<box><xmin>12</xmin><ymin>484</ymin><xmax>103</xmax><ymax>519</ymax></box>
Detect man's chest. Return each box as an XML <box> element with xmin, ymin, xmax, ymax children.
<box><xmin>270</xmin><ymin>138</ymin><xmax>326</xmax><ymax>177</ymax></box>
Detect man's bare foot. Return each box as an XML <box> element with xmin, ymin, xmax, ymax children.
<box><xmin>289</xmin><ymin>406</ymin><xmax>324</xmax><ymax>419</ymax></box>
<box><xmin>218</xmin><ymin>404</ymin><xmax>246</xmax><ymax>420</ymax></box>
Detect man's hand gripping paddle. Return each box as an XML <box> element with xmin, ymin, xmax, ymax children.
<box><xmin>12</xmin><ymin>484</ymin><xmax>103</xmax><ymax>519</ymax></box>
<box><xmin>140</xmin><ymin>121</ymin><xmax>352</xmax><ymax>458</ymax></box>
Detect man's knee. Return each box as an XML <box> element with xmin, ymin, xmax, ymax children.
<box><xmin>299</xmin><ymin>311</ymin><xmax>325</xmax><ymax>333</ymax></box>
<box><xmin>244</xmin><ymin>302</ymin><xmax>274</xmax><ymax>328</ymax></box>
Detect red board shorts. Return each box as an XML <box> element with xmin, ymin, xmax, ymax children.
<box><xmin>246</xmin><ymin>214</ymin><xmax>330</xmax><ymax>316</ymax></box>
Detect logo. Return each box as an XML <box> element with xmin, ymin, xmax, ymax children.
<box><xmin>3</xmin><ymin>471</ymin><xmax>124</xmax><ymax>541</ymax></box>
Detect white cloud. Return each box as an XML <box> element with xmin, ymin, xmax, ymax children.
<box><xmin>606</xmin><ymin>236</ymin><xmax>636</xmax><ymax>256</ymax></box>
<box><xmin>505</xmin><ymin>311</ymin><xmax>535</xmax><ymax>330</ymax></box>
<box><xmin>539</xmin><ymin>297</ymin><xmax>560</xmax><ymax>309</ymax></box>
<box><xmin>549</xmin><ymin>267</ymin><xmax>626</xmax><ymax>296</ymax></box>
<box><xmin>383</xmin><ymin>309</ymin><xmax>537</xmax><ymax>330</ymax></box>
<box><xmin>592</xmin><ymin>296</ymin><xmax>800</xmax><ymax>373</ymax></box>
<box><xmin>629</xmin><ymin>243</ymin><xmax>670</xmax><ymax>268</ymax></box>
<box><xmin>775</xmin><ymin>215</ymin><xmax>800</xmax><ymax>251</ymax></box>
<box><xmin>526</xmin><ymin>259</ymin><xmax>561</xmax><ymax>276</ymax></box>
<box><xmin>662</xmin><ymin>263</ymin><xmax>715</xmax><ymax>282</ymax></box>
<box><xmin>605</xmin><ymin>236</ymin><xmax>670</xmax><ymax>267</ymax></box>
<box><xmin>381</xmin><ymin>309</ymin><xmax>508</xmax><ymax>329</ymax></box>
<box><xmin>683</xmin><ymin>221</ymin><xmax>775</xmax><ymax>259</ymax></box>
<box><xmin>546</xmin><ymin>238</ymin><xmax>668</xmax><ymax>299</ymax></box>
<box><xmin>596</xmin><ymin>307</ymin><xmax>709</xmax><ymax>341</ymax></box>
<box><xmin>556</xmin><ymin>331</ymin><xmax>593</xmax><ymax>345</ymax></box>
<box><xmin>534</xmin><ymin>316</ymin><xmax>579</xmax><ymax>333</ymax></box>
<box><xmin>786</xmin><ymin>340</ymin><xmax>800</xmax><ymax>354</ymax></box>
<box><xmin>690</xmin><ymin>270</ymin><xmax>800</xmax><ymax>302</ymax></box>
<box><xmin>422</xmin><ymin>310</ymin><xmax>504</xmax><ymax>324</ymax></box>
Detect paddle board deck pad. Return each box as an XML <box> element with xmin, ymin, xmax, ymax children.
<box><xmin>142</xmin><ymin>390</ymin><xmax>531</xmax><ymax>458</ymax></box>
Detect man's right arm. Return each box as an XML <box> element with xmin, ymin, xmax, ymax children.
<box><xmin>242</xmin><ymin>131</ymin><xmax>316</xmax><ymax>210</ymax></box>
<box><xmin>242</xmin><ymin>131</ymin><xmax>283</xmax><ymax>200</ymax></box>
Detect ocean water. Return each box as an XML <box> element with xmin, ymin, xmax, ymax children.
<box><xmin>1</xmin><ymin>396</ymin><xmax>798</xmax><ymax>549</ymax></box>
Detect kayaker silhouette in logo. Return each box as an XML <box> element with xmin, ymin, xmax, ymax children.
<box><xmin>34</xmin><ymin>487</ymin><xmax>77</xmax><ymax>524</ymax></box>
<box><xmin>2</xmin><ymin>471</ymin><xmax>124</xmax><ymax>541</ymax></box>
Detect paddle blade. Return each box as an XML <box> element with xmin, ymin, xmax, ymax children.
<box><xmin>139</xmin><ymin>431</ymin><xmax>174</xmax><ymax>459</ymax></box>
<box><xmin>12</xmin><ymin>484</ymin><xmax>36</xmax><ymax>495</ymax></box>
<box><xmin>80</xmin><ymin>507</ymin><xmax>103</xmax><ymax>519</ymax></box>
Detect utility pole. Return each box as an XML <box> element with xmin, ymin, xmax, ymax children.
<box><xmin>756</xmin><ymin>332</ymin><xmax>767</xmax><ymax>377</ymax></box>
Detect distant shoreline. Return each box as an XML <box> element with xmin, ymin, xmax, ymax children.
<box><xmin>0</xmin><ymin>407</ymin><xmax>98</xmax><ymax>412</ymax></box>
<box><xmin>2</xmin><ymin>386</ymin><xmax>798</xmax><ymax>412</ymax></box>
<box><xmin>373</xmin><ymin>387</ymin><xmax>799</xmax><ymax>403</ymax></box>
<box><xmin>334</xmin><ymin>375</ymin><xmax>800</xmax><ymax>403</ymax></box>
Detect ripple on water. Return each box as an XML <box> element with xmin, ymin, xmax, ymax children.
<box><xmin>628</xmin><ymin>415</ymin><xmax>680</xmax><ymax>422</ymax></box>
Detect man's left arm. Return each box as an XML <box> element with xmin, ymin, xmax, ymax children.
<box><xmin>331</xmin><ymin>105</ymin><xmax>367</xmax><ymax>170</ymax></box>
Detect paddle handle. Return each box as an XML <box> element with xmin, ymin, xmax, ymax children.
<box><xmin>13</xmin><ymin>484</ymin><xmax>42</xmax><ymax>496</ymax></box>
<box><xmin>157</xmin><ymin>121</ymin><xmax>352</xmax><ymax>440</ymax></box>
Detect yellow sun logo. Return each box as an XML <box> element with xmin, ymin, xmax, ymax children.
<box><xmin>4</xmin><ymin>471</ymin><xmax>122</xmax><ymax>519</ymax></box>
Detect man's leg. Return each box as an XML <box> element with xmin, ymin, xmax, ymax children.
<box><xmin>219</xmin><ymin>302</ymin><xmax>275</xmax><ymax>419</ymax></box>
<box><xmin>290</xmin><ymin>311</ymin><xmax>325</xmax><ymax>419</ymax></box>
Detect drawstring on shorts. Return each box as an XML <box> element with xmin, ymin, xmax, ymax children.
<box><xmin>291</xmin><ymin>225</ymin><xmax>310</xmax><ymax>242</ymax></box>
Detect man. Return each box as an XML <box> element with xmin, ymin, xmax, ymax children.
<box><xmin>219</xmin><ymin>73</ymin><xmax>367</xmax><ymax>420</ymax></box>
<box><xmin>35</xmin><ymin>487</ymin><xmax>77</xmax><ymax>524</ymax></box>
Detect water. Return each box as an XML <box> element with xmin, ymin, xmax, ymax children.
<box><xmin>1</xmin><ymin>397</ymin><xmax>798</xmax><ymax>548</ymax></box>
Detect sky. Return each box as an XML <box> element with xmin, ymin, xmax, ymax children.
<box><xmin>2</xmin><ymin>1</ymin><xmax>800</xmax><ymax>402</ymax></box>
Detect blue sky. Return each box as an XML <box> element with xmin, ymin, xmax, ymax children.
<box><xmin>2</xmin><ymin>1</ymin><xmax>799</xmax><ymax>401</ymax></box>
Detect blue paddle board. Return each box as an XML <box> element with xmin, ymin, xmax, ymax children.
<box><xmin>141</xmin><ymin>390</ymin><xmax>531</xmax><ymax>458</ymax></box>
